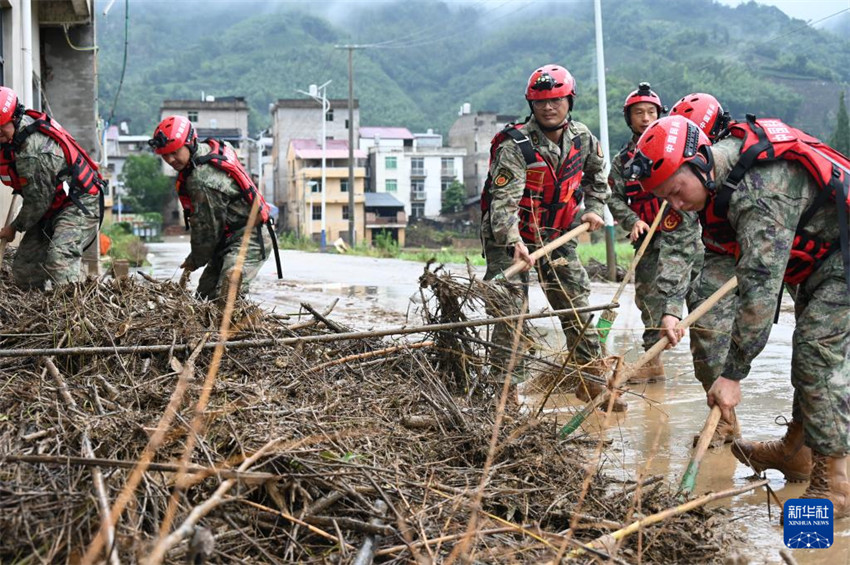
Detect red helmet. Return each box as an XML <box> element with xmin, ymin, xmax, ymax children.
<box><xmin>526</xmin><ymin>64</ymin><xmax>576</xmax><ymax>107</ymax></box>
<box><xmin>149</xmin><ymin>115</ymin><xmax>196</xmax><ymax>155</ymax></box>
<box><xmin>0</xmin><ymin>87</ymin><xmax>19</xmax><ymax>126</ymax></box>
<box><xmin>669</xmin><ymin>93</ymin><xmax>730</xmax><ymax>141</ymax></box>
<box><xmin>627</xmin><ymin>115</ymin><xmax>713</xmax><ymax>193</ymax></box>
<box><xmin>623</xmin><ymin>82</ymin><xmax>666</xmax><ymax>127</ymax></box>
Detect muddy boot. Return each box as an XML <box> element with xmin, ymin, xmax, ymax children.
<box><xmin>575</xmin><ymin>360</ymin><xmax>627</xmax><ymax>412</ymax></box>
<box><xmin>801</xmin><ymin>452</ymin><xmax>850</xmax><ymax>519</ymax></box>
<box><xmin>626</xmin><ymin>352</ymin><xmax>666</xmax><ymax>384</ymax></box>
<box><xmin>693</xmin><ymin>407</ymin><xmax>741</xmax><ymax>448</ymax></box>
<box><xmin>731</xmin><ymin>418</ymin><xmax>812</xmax><ymax>482</ymax></box>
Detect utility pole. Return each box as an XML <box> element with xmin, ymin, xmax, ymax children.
<box><xmin>298</xmin><ymin>80</ymin><xmax>331</xmax><ymax>251</ymax></box>
<box><xmin>594</xmin><ymin>0</ymin><xmax>617</xmax><ymax>282</ymax></box>
<box><xmin>336</xmin><ymin>44</ymin><xmax>365</xmax><ymax>246</ymax></box>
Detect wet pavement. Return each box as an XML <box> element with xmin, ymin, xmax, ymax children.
<box><xmin>144</xmin><ymin>237</ymin><xmax>849</xmax><ymax>564</ymax></box>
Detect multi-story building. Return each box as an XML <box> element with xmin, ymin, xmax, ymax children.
<box><xmin>270</xmin><ymin>98</ymin><xmax>360</xmax><ymax>208</ymax></box>
<box><xmin>363</xmin><ymin>128</ymin><xmax>465</xmax><ymax>220</ymax></box>
<box><xmin>285</xmin><ymin>138</ymin><xmax>366</xmax><ymax>245</ymax></box>
<box><xmin>0</xmin><ymin>1</ymin><xmax>100</xmax><ymax>268</ymax></box>
<box><xmin>448</xmin><ymin>104</ymin><xmax>517</xmax><ymax>204</ymax></box>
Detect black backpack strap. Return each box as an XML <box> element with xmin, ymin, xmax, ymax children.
<box><xmin>723</xmin><ymin>114</ymin><xmax>773</xmax><ymax>192</ymax></box>
<box><xmin>502</xmin><ymin>127</ymin><xmax>537</xmax><ymax>166</ymax></box>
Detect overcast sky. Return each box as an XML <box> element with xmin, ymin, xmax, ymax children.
<box><xmin>716</xmin><ymin>0</ymin><xmax>849</xmax><ymax>25</ymax></box>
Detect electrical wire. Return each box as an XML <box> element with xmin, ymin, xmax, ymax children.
<box><xmin>62</xmin><ymin>24</ymin><xmax>97</xmax><ymax>51</ymax></box>
<box><xmin>106</xmin><ymin>0</ymin><xmax>129</xmax><ymax>126</ymax></box>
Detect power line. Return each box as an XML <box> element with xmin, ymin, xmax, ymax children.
<box><xmin>106</xmin><ymin>0</ymin><xmax>130</xmax><ymax>126</ymax></box>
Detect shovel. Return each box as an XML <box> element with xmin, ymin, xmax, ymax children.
<box><xmin>0</xmin><ymin>194</ymin><xmax>19</xmax><ymax>262</ymax></box>
<box><xmin>679</xmin><ymin>405</ymin><xmax>722</xmax><ymax>497</ymax></box>
<box><xmin>597</xmin><ymin>201</ymin><xmax>669</xmax><ymax>345</ymax></box>
<box><xmin>559</xmin><ymin>276</ymin><xmax>739</xmax><ymax>438</ymax></box>
<box><xmin>493</xmin><ymin>222</ymin><xmax>590</xmax><ymax>282</ymax></box>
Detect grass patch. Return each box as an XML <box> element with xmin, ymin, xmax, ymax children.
<box><xmin>102</xmin><ymin>221</ymin><xmax>149</xmax><ymax>266</ymax></box>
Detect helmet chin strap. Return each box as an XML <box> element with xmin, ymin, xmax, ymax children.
<box><xmin>539</xmin><ymin>115</ymin><xmax>570</xmax><ymax>133</ymax></box>
<box><xmin>688</xmin><ymin>146</ymin><xmax>716</xmax><ymax>193</ymax></box>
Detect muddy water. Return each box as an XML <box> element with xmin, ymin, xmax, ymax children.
<box><xmin>145</xmin><ymin>238</ymin><xmax>849</xmax><ymax>564</ymax></box>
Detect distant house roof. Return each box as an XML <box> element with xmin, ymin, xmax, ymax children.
<box><xmin>197</xmin><ymin>128</ymin><xmax>242</xmax><ymax>140</ymax></box>
<box><xmin>360</xmin><ymin>127</ymin><xmax>413</xmax><ymax>140</ymax></box>
<box><xmin>271</xmin><ymin>99</ymin><xmax>359</xmax><ymax>113</ymax></box>
<box><xmin>162</xmin><ymin>98</ymin><xmax>248</xmax><ymax>110</ymax></box>
<box><xmin>291</xmin><ymin>138</ymin><xmax>367</xmax><ymax>159</ymax></box>
<box><xmin>365</xmin><ymin>192</ymin><xmax>405</xmax><ymax>209</ymax></box>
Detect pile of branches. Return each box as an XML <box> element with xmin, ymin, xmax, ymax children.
<box><xmin>0</xmin><ymin>260</ymin><xmax>739</xmax><ymax>564</ymax></box>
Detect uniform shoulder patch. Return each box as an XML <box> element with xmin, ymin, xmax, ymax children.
<box><xmin>492</xmin><ymin>168</ymin><xmax>514</xmax><ymax>188</ymax></box>
<box><xmin>662</xmin><ymin>209</ymin><xmax>682</xmax><ymax>231</ymax></box>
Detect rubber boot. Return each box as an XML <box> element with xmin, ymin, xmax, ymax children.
<box><xmin>692</xmin><ymin>407</ymin><xmax>741</xmax><ymax>448</ymax></box>
<box><xmin>626</xmin><ymin>352</ymin><xmax>666</xmax><ymax>384</ymax></box>
<box><xmin>731</xmin><ymin>419</ymin><xmax>812</xmax><ymax>482</ymax></box>
<box><xmin>801</xmin><ymin>452</ymin><xmax>850</xmax><ymax>519</ymax></box>
<box><xmin>575</xmin><ymin>360</ymin><xmax>627</xmax><ymax>412</ymax></box>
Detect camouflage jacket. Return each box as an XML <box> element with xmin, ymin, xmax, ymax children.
<box><xmin>183</xmin><ymin>141</ymin><xmax>256</xmax><ymax>269</ymax></box>
<box><xmin>712</xmin><ymin>137</ymin><xmax>843</xmax><ymax>380</ymax></box>
<box><xmin>9</xmin><ymin>114</ymin><xmax>96</xmax><ymax>232</ymax></box>
<box><xmin>484</xmin><ymin>116</ymin><xmax>609</xmax><ymax>247</ymax></box>
<box><xmin>609</xmin><ymin>136</ymin><xmax>702</xmax><ymax>318</ymax></box>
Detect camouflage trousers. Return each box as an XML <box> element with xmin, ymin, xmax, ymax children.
<box><xmin>12</xmin><ymin>196</ymin><xmax>99</xmax><ymax>290</ymax></box>
<box><xmin>689</xmin><ymin>251</ymin><xmax>737</xmax><ymax>390</ymax></box>
<box><xmin>481</xmin><ymin>221</ymin><xmax>601</xmax><ymax>379</ymax></box>
<box><xmin>197</xmin><ymin>225</ymin><xmax>273</xmax><ymax>302</ymax></box>
<box><xmin>633</xmin><ymin>237</ymin><xmax>703</xmax><ymax>351</ymax></box>
<box><xmin>789</xmin><ymin>252</ymin><xmax>850</xmax><ymax>456</ymax></box>
<box><xmin>691</xmin><ymin>251</ymin><xmax>850</xmax><ymax>455</ymax></box>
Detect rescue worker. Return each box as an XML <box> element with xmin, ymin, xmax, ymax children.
<box><xmin>480</xmin><ymin>64</ymin><xmax>624</xmax><ymax>410</ymax></box>
<box><xmin>0</xmin><ymin>86</ymin><xmax>103</xmax><ymax>289</ymax></box>
<box><xmin>628</xmin><ymin>114</ymin><xmax>850</xmax><ymax>517</ymax></box>
<box><xmin>149</xmin><ymin>115</ymin><xmax>280</xmax><ymax>302</ymax></box>
<box><xmin>668</xmin><ymin>93</ymin><xmax>742</xmax><ymax>446</ymax></box>
<box><xmin>607</xmin><ymin>83</ymin><xmax>703</xmax><ymax>384</ymax></box>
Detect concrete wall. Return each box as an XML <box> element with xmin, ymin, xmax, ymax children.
<box><xmin>271</xmin><ymin>99</ymin><xmax>360</xmax><ymax>208</ymax></box>
<box><xmin>448</xmin><ymin>110</ymin><xmax>517</xmax><ymax>200</ymax></box>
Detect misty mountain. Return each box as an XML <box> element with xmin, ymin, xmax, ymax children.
<box><xmin>96</xmin><ymin>0</ymin><xmax>850</xmax><ymax>144</ymax></box>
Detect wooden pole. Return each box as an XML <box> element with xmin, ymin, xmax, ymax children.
<box><xmin>678</xmin><ymin>405</ymin><xmax>722</xmax><ymax>496</ymax></box>
<box><xmin>497</xmin><ymin>223</ymin><xmax>591</xmax><ymax>281</ymax></box>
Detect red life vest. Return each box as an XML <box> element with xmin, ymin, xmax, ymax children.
<box><xmin>700</xmin><ymin>114</ymin><xmax>850</xmax><ymax>285</ymax></box>
<box><xmin>481</xmin><ymin>124</ymin><xmax>583</xmax><ymax>244</ymax></box>
<box><xmin>0</xmin><ymin>110</ymin><xmax>103</xmax><ymax>220</ymax></box>
<box><xmin>617</xmin><ymin>144</ymin><xmax>685</xmax><ymax>231</ymax></box>
<box><xmin>176</xmin><ymin>138</ymin><xmax>271</xmax><ymax>234</ymax></box>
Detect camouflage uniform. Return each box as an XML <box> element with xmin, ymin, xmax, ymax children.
<box><xmin>481</xmin><ymin>117</ymin><xmax>609</xmax><ymax>375</ymax></box>
<box><xmin>704</xmin><ymin>137</ymin><xmax>850</xmax><ymax>456</ymax></box>
<box><xmin>8</xmin><ymin>114</ymin><xmax>99</xmax><ymax>289</ymax></box>
<box><xmin>608</xmin><ymin>137</ymin><xmax>703</xmax><ymax>350</ymax></box>
<box><xmin>182</xmin><ymin>142</ymin><xmax>272</xmax><ymax>301</ymax></box>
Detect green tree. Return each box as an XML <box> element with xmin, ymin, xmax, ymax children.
<box><xmin>830</xmin><ymin>91</ymin><xmax>850</xmax><ymax>157</ymax></box>
<box><xmin>119</xmin><ymin>154</ymin><xmax>174</xmax><ymax>214</ymax></box>
<box><xmin>441</xmin><ymin>180</ymin><xmax>466</xmax><ymax>215</ymax></box>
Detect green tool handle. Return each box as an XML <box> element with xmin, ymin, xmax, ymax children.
<box><xmin>497</xmin><ymin>223</ymin><xmax>590</xmax><ymax>281</ymax></box>
<box><xmin>560</xmin><ymin>276</ymin><xmax>738</xmax><ymax>438</ymax></box>
<box><xmin>679</xmin><ymin>405</ymin><xmax>722</xmax><ymax>496</ymax></box>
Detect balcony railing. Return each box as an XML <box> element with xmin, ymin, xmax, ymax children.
<box><xmin>410</xmin><ymin>167</ymin><xmax>426</xmax><ymax>177</ymax></box>
<box><xmin>441</xmin><ymin>167</ymin><xmax>455</xmax><ymax>177</ymax></box>
<box><xmin>410</xmin><ymin>190</ymin><xmax>426</xmax><ymax>201</ymax></box>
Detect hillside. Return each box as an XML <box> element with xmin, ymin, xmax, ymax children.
<box><xmin>95</xmin><ymin>0</ymin><xmax>850</xmax><ymax>143</ymax></box>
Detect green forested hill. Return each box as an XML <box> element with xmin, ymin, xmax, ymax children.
<box><xmin>96</xmin><ymin>0</ymin><xmax>850</xmax><ymax>143</ymax></box>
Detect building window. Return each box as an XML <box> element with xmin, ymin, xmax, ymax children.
<box><xmin>340</xmin><ymin>179</ymin><xmax>349</xmax><ymax>192</ymax></box>
<box><xmin>310</xmin><ymin>180</ymin><xmax>322</xmax><ymax>193</ymax></box>
<box><xmin>441</xmin><ymin>157</ymin><xmax>455</xmax><ymax>177</ymax></box>
<box><xmin>188</xmin><ymin>111</ymin><xmax>198</xmax><ymax>122</ymax></box>
<box><xmin>411</xmin><ymin>157</ymin><xmax>425</xmax><ymax>176</ymax></box>
<box><xmin>326</xmin><ymin>108</ymin><xmax>334</xmax><ymax>122</ymax></box>
<box><xmin>385</xmin><ymin>179</ymin><xmax>397</xmax><ymax>192</ymax></box>
<box><xmin>441</xmin><ymin>180</ymin><xmax>452</xmax><ymax>192</ymax></box>
<box><xmin>342</xmin><ymin>205</ymin><xmax>350</xmax><ymax>220</ymax></box>
<box><xmin>312</xmin><ymin>204</ymin><xmax>322</xmax><ymax>220</ymax></box>
<box><xmin>345</xmin><ymin>119</ymin><xmax>349</xmax><ymax>129</ymax></box>
<box><xmin>411</xmin><ymin>203</ymin><xmax>425</xmax><ymax>219</ymax></box>
<box><xmin>385</xmin><ymin>156</ymin><xmax>397</xmax><ymax>170</ymax></box>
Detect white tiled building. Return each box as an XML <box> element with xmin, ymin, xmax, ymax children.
<box><xmin>360</xmin><ymin>127</ymin><xmax>465</xmax><ymax>220</ymax></box>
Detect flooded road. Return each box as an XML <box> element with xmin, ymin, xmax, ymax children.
<box><xmin>145</xmin><ymin>237</ymin><xmax>848</xmax><ymax>564</ymax></box>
